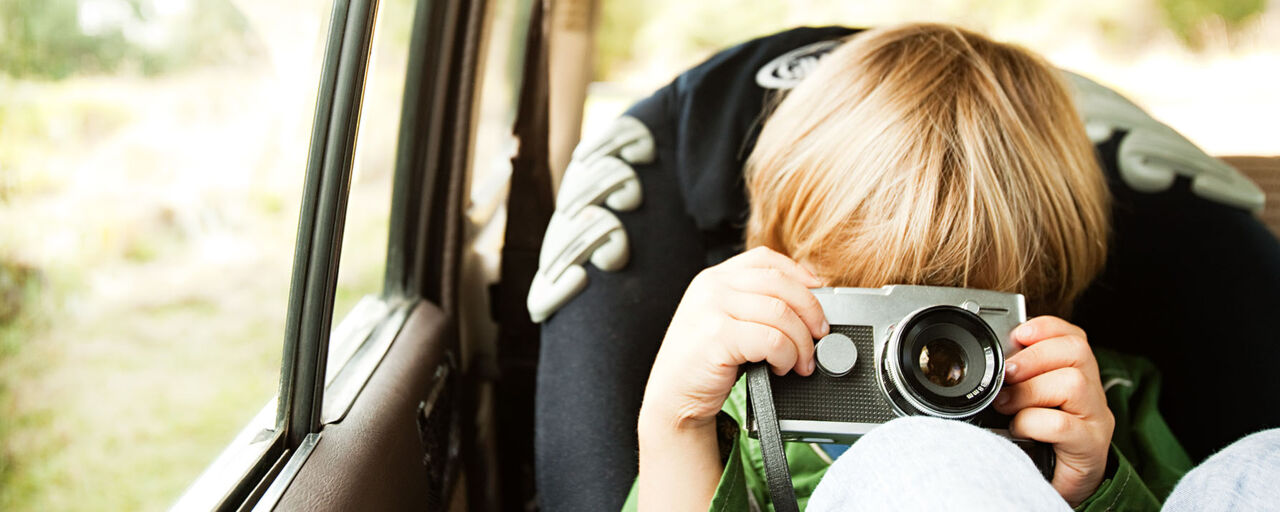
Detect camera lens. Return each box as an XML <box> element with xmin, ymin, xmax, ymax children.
<box><xmin>919</xmin><ymin>338</ymin><xmax>966</xmax><ymax>387</ymax></box>
<box><xmin>883</xmin><ymin>305</ymin><xmax>1004</xmax><ymax>418</ymax></box>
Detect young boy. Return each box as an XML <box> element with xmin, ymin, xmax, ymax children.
<box><xmin>627</xmin><ymin>23</ymin><xmax>1190</xmax><ymax>510</ymax></box>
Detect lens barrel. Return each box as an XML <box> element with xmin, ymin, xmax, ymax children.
<box><xmin>881</xmin><ymin>305</ymin><xmax>1003</xmax><ymax>418</ymax></box>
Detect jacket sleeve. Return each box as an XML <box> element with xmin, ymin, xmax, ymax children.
<box><xmin>619</xmin><ymin>432</ymin><xmax>752</xmax><ymax>511</ymax></box>
<box><xmin>1073</xmin><ymin>348</ymin><xmax>1194</xmax><ymax>511</ymax></box>
<box><xmin>620</xmin><ymin>377</ymin><xmax>831</xmax><ymax>511</ymax></box>
<box><xmin>1074</xmin><ymin>445</ymin><xmax>1161</xmax><ymax>511</ymax></box>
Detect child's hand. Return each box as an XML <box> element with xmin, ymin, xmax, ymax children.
<box><xmin>637</xmin><ymin>247</ymin><xmax>828</xmax><ymax>510</ymax></box>
<box><xmin>640</xmin><ymin>246</ymin><xmax>829</xmax><ymax>433</ymax></box>
<box><xmin>994</xmin><ymin>316</ymin><xmax>1115</xmax><ymax>507</ymax></box>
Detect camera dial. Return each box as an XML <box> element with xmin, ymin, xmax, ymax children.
<box><xmin>815</xmin><ymin>332</ymin><xmax>858</xmax><ymax>377</ymax></box>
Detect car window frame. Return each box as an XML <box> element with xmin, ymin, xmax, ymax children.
<box><xmin>174</xmin><ymin>0</ymin><xmax>474</xmax><ymax>508</ymax></box>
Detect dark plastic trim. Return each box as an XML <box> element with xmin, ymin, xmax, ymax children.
<box><xmin>276</xmin><ymin>0</ymin><xmax>351</xmax><ymax>439</ymax></box>
<box><xmin>252</xmin><ymin>432</ymin><xmax>322</xmax><ymax>511</ymax></box>
<box><xmin>279</xmin><ymin>0</ymin><xmax>379</xmax><ymax>453</ymax></box>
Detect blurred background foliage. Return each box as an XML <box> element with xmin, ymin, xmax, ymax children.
<box><xmin>0</xmin><ymin>0</ymin><xmax>262</xmax><ymax>79</ymax></box>
<box><xmin>586</xmin><ymin>0</ymin><xmax>1279</xmax><ymax>158</ymax></box>
<box><xmin>0</xmin><ymin>0</ymin><xmax>333</xmax><ymax>510</ymax></box>
<box><xmin>595</xmin><ymin>0</ymin><xmax>1273</xmax><ymax>82</ymax></box>
<box><xmin>1159</xmin><ymin>0</ymin><xmax>1267</xmax><ymax>47</ymax></box>
<box><xmin>0</xmin><ymin>0</ymin><xmax>1276</xmax><ymax>510</ymax></box>
<box><xmin>0</xmin><ymin>0</ymin><xmax>421</xmax><ymax>505</ymax></box>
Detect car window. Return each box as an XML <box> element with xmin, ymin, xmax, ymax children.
<box><xmin>329</xmin><ymin>0</ymin><xmax>418</xmax><ymax>330</ymax></box>
<box><xmin>0</xmin><ymin>1</ymin><xmax>333</xmax><ymax>509</ymax></box>
<box><xmin>323</xmin><ymin>0</ymin><xmax>418</xmax><ymax>389</ymax></box>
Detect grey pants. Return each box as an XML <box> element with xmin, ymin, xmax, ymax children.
<box><xmin>807</xmin><ymin>416</ymin><xmax>1280</xmax><ymax>511</ymax></box>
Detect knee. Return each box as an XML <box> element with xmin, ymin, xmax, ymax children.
<box><xmin>829</xmin><ymin>416</ymin><xmax>1045</xmax><ymax>487</ymax></box>
<box><xmin>1211</xmin><ymin>428</ymin><xmax>1280</xmax><ymax>460</ymax></box>
<box><xmin>807</xmin><ymin>417</ymin><xmax>1066</xmax><ymax>511</ymax></box>
<box><xmin>855</xmin><ymin>416</ymin><xmax>1026</xmax><ymax>462</ymax></box>
<box><xmin>1164</xmin><ymin>429</ymin><xmax>1280</xmax><ymax>511</ymax></box>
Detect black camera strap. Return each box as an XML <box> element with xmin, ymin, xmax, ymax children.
<box><xmin>746</xmin><ymin>364</ymin><xmax>800</xmax><ymax>512</ymax></box>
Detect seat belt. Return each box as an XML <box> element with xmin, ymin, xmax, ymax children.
<box><xmin>746</xmin><ymin>364</ymin><xmax>800</xmax><ymax>512</ymax></box>
<box><xmin>492</xmin><ymin>0</ymin><xmax>553</xmax><ymax>508</ymax></box>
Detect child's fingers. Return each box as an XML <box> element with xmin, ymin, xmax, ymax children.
<box><xmin>1010</xmin><ymin>405</ymin><xmax>1113</xmax><ymax>507</ymax></box>
<box><xmin>727</xmin><ymin>246</ymin><xmax>823</xmax><ymax>288</ymax></box>
<box><xmin>727</xmin><ymin>268</ymin><xmax>829</xmax><ymax>338</ymax></box>
<box><xmin>721</xmin><ymin>291</ymin><xmax>815</xmax><ymax>375</ymax></box>
<box><xmin>721</xmin><ymin>318</ymin><xmax>802</xmax><ymax>376</ymax></box>
<box><xmin>993</xmin><ymin>367</ymin><xmax>1104</xmax><ymax>417</ymax></box>
<box><xmin>1004</xmin><ymin>334</ymin><xmax>1098</xmax><ymax>384</ymax></box>
<box><xmin>1008</xmin><ymin>406</ymin><xmax>1084</xmax><ymax>446</ymax></box>
<box><xmin>1013</xmin><ymin>316</ymin><xmax>1087</xmax><ymax>347</ymax></box>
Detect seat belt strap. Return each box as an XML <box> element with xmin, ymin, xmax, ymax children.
<box><xmin>746</xmin><ymin>364</ymin><xmax>799</xmax><ymax>512</ymax></box>
<box><xmin>491</xmin><ymin>0</ymin><xmax>553</xmax><ymax>507</ymax></box>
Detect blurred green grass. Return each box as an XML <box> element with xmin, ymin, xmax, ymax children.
<box><xmin>0</xmin><ymin>0</ymin><xmax>397</xmax><ymax>507</ymax></box>
<box><xmin>0</xmin><ymin>81</ymin><xmax>390</xmax><ymax>510</ymax></box>
<box><xmin>0</xmin><ymin>2</ymin><xmax>319</xmax><ymax>509</ymax></box>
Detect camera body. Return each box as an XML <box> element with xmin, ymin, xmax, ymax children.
<box><xmin>746</xmin><ymin>285</ymin><xmax>1054</xmax><ymax>475</ymax></box>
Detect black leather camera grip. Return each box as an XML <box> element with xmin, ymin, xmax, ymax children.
<box><xmin>746</xmin><ymin>364</ymin><xmax>800</xmax><ymax>512</ymax></box>
<box><xmin>1010</xmin><ymin>437</ymin><xmax>1057</xmax><ymax>481</ymax></box>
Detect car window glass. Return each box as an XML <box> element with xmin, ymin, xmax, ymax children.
<box><xmin>327</xmin><ymin>0</ymin><xmax>417</xmax><ymax>339</ymax></box>
<box><xmin>0</xmin><ymin>1</ymin><xmax>332</xmax><ymax>509</ymax></box>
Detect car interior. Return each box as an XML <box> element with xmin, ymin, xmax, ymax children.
<box><xmin>171</xmin><ymin>0</ymin><xmax>1280</xmax><ymax>510</ymax></box>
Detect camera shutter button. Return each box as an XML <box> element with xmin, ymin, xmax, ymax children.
<box><xmin>815</xmin><ymin>332</ymin><xmax>858</xmax><ymax>377</ymax></box>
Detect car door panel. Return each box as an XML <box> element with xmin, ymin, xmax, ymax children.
<box><xmin>275</xmin><ymin>301</ymin><xmax>456</xmax><ymax>510</ymax></box>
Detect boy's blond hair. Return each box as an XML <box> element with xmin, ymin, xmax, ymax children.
<box><xmin>745</xmin><ymin>23</ymin><xmax>1109</xmax><ymax>316</ymax></box>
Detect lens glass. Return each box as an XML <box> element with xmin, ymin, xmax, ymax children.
<box><xmin>919</xmin><ymin>338</ymin><xmax>966</xmax><ymax>387</ymax></box>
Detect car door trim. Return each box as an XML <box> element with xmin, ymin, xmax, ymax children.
<box><xmin>251</xmin><ymin>433</ymin><xmax>322</xmax><ymax>512</ymax></box>
<box><xmin>278</xmin><ymin>0</ymin><xmax>378</xmax><ymax>452</ymax></box>
<box><xmin>322</xmin><ymin>297</ymin><xmax>416</xmax><ymax>424</ymax></box>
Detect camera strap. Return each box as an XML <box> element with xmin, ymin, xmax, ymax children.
<box><xmin>746</xmin><ymin>364</ymin><xmax>800</xmax><ymax>512</ymax></box>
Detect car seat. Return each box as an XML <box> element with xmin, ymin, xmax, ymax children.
<box><xmin>530</xmin><ymin>26</ymin><xmax>1280</xmax><ymax>511</ymax></box>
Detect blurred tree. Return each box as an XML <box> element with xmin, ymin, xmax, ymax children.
<box><xmin>1158</xmin><ymin>0</ymin><xmax>1267</xmax><ymax>48</ymax></box>
<box><xmin>136</xmin><ymin>0</ymin><xmax>262</xmax><ymax>75</ymax></box>
<box><xmin>594</xmin><ymin>0</ymin><xmax>650</xmax><ymax>80</ymax></box>
<box><xmin>591</xmin><ymin>0</ymin><xmax>1276</xmax><ymax>84</ymax></box>
<box><xmin>0</xmin><ymin>0</ymin><xmax>136</xmax><ymax>79</ymax></box>
<box><xmin>0</xmin><ymin>0</ymin><xmax>260</xmax><ymax>80</ymax></box>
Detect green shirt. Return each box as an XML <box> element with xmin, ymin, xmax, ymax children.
<box><xmin>622</xmin><ymin>348</ymin><xmax>1192</xmax><ymax>511</ymax></box>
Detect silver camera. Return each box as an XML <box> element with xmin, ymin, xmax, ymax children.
<box><xmin>747</xmin><ymin>285</ymin><xmax>1053</xmax><ymax>475</ymax></box>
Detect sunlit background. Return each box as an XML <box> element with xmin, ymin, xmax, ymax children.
<box><xmin>585</xmin><ymin>0</ymin><xmax>1280</xmax><ymax>156</ymax></box>
<box><xmin>1</xmin><ymin>0</ymin><xmax>1277</xmax><ymax>510</ymax></box>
